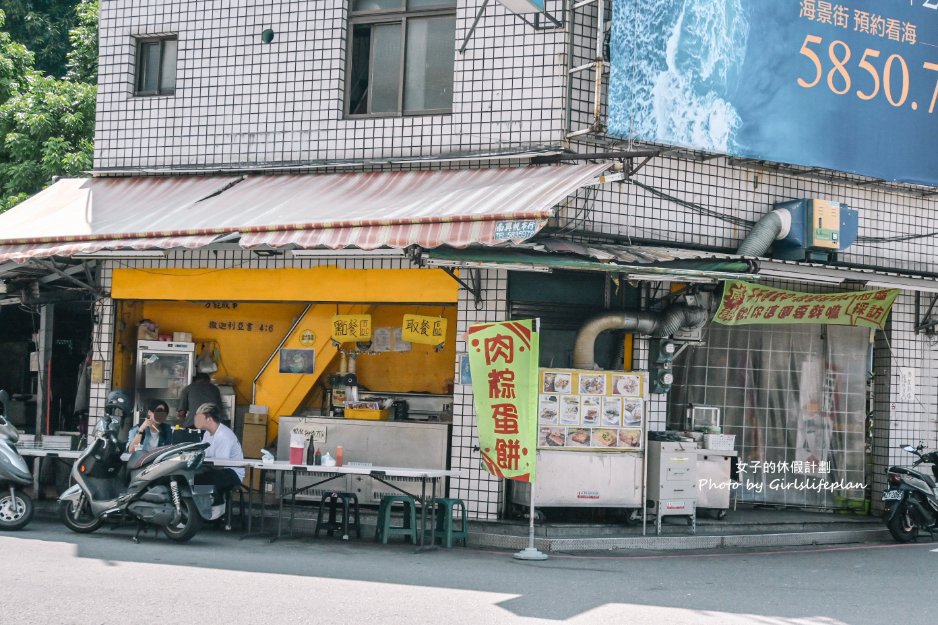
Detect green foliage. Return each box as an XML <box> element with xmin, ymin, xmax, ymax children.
<box><xmin>0</xmin><ymin>3</ymin><xmax>97</xmax><ymax>212</ymax></box>
<box><xmin>0</xmin><ymin>0</ymin><xmax>78</xmax><ymax>78</ymax></box>
<box><xmin>66</xmin><ymin>0</ymin><xmax>97</xmax><ymax>84</ymax></box>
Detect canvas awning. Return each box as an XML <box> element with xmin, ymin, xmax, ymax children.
<box><xmin>0</xmin><ymin>164</ymin><xmax>610</xmax><ymax>261</ymax></box>
<box><xmin>419</xmin><ymin>239</ymin><xmax>938</xmax><ymax>292</ymax></box>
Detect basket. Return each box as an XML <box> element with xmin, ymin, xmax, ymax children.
<box><xmin>703</xmin><ymin>433</ymin><xmax>736</xmax><ymax>451</ymax></box>
<box><xmin>344</xmin><ymin>408</ymin><xmax>391</xmax><ymax>421</ymax></box>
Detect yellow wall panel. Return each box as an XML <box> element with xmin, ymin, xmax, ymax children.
<box><xmin>113</xmin><ymin>267</ymin><xmax>458</xmax><ymax>303</ymax></box>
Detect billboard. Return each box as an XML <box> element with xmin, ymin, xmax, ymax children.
<box><xmin>608</xmin><ymin>1</ymin><xmax>938</xmax><ymax>187</ymax></box>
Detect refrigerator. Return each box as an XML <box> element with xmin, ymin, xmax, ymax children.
<box><xmin>134</xmin><ymin>340</ymin><xmax>196</xmax><ymax>421</ymax></box>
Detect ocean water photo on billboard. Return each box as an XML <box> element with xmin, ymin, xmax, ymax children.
<box><xmin>608</xmin><ymin>0</ymin><xmax>749</xmax><ymax>153</ymax></box>
<box><xmin>608</xmin><ymin>0</ymin><xmax>938</xmax><ymax>187</ymax></box>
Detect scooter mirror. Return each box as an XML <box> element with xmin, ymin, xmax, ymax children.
<box><xmin>0</xmin><ymin>389</ymin><xmax>9</xmax><ymax>415</ymax></box>
<box><xmin>902</xmin><ymin>445</ymin><xmax>916</xmax><ymax>453</ymax></box>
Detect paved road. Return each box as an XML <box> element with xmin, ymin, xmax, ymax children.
<box><xmin>2</xmin><ymin>518</ymin><xmax>936</xmax><ymax>625</ymax></box>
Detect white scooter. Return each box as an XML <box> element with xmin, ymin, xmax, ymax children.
<box><xmin>0</xmin><ymin>389</ymin><xmax>34</xmax><ymax>531</ymax></box>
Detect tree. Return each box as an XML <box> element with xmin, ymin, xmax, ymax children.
<box><xmin>65</xmin><ymin>0</ymin><xmax>96</xmax><ymax>84</ymax></box>
<box><xmin>0</xmin><ymin>1</ymin><xmax>78</xmax><ymax>78</ymax></box>
<box><xmin>0</xmin><ymin>3</ymin><xmax>97</xmax><ymax>211</ymax></box>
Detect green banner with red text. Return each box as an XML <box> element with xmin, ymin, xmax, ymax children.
<box><xmin>714</xmin><ymin>280</ymin><xmax>899</xmax><ymax>329</ymax></box>
<box><xmin>467</xmin><ymin>319</ymin><xmax>539</xmax><ymax>483</ymax></box>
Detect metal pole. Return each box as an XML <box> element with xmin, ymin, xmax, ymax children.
<box><xmin>36</xmin><ymin>303</ymin><xmax>54</xmax><ymax>438</ymax></box>
<box><xmin>513</xmin><ymin>485</ymin><xmax>547</xmax><ymax>560</ymax></box>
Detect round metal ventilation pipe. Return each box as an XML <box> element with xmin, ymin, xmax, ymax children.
<box><xmin>572</xmin><ymin>304</ymin><xmax>708</xmax><ymax>370</ymax></box>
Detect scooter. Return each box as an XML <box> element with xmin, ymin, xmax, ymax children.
<box><xmin>59</xmin><ymin>391</ymin><xmax>217</xmax><ymax>543</ymax></box>
<box><xmin>882</xmin><ymin>443</ymin><xmax>938</xmax><ymax>542</ymax></box>
<box><xmin>0</xmin><ymin>390</ymin><xmax>34</xmax><ymax>531</ymax></box>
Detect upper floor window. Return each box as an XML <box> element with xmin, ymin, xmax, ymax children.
<box><xmin>135</xmin><ymin>36</ymin><xmax>177</xmax><ymax>96</ymax></box>
<box><xmin>347</xmin><ymin>1</ymin><xmax>456</xmax><ymax>116</ymax></box>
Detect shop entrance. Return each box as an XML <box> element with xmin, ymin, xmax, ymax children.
<box><xmin>671</xmin><ymin>323</ymin><xmax>871</xmax><ymax>510</ymax></box>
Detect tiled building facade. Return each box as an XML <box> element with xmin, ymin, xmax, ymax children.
<box><xmin>90</xmin><ymin>1</ymin><xmax>938</xmax><ymax>518</ymax></box>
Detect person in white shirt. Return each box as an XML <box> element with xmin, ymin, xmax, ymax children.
<box><xmin>193</xmin><ymin>402</ymin><xmax>244</xmax><ymax>505</ymax></box>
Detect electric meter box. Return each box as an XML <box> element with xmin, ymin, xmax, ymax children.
<box><xmin>771</xmin><ymin>198</ymin><xmax>858</xmax><ymax>262</ymax></box>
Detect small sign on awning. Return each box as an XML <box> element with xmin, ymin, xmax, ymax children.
<box><xmin>494</xmin><ymin>220</ymin><xmax>539</xmax><ymax>241</ymax></box>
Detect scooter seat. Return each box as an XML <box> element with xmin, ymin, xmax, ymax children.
<box><xmin>127</xmin><ymin>447</ymin><xmax>166</xmax><ymax>470</ymax></box>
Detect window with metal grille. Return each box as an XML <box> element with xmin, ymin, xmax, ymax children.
<box><xmin>135</xmin><ymin>37</ymin><xmax>177</xmax><ymax>96</ymax></box>
<box><xmin>346</xmin><ymin>1</ymin><xmax>456</xmax><ymax>116</ymax></box>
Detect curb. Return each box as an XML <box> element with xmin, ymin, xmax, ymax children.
<box><xmin>468</xmin><ymin>528</ymin><xmax>891</xmax><ymax>552</ymax></box>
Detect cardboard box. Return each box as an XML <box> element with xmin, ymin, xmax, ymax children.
<box><xmin>173</xmin><ymin>331</ymin><xmax>192</xmax><ymax>342</ymax></box>
<box><xmin>243</xmin><ymin>412</ymin><xmax>268</xmax><ymax>426</ymax></box>
<box><xmin>241</xmin><ymin>422</ymin><xmax>267</xmax><ymax>459</ymax></box>
<box><xmin>248</xmin><ymin>404</ymin><xmax>269</xmax><ymax>415</ymax></box>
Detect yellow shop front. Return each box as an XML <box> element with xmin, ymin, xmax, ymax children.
<box><xmin>108</xmin><ymin>264</ymin><xmax>459</xmax><ymax>462</ymax></box>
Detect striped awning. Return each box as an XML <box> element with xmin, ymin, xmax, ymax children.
<box><xmin>0</xmin><ymin>235</ymin><xmax>220</xmax><ymax>263</ymax></box>
<box><xmin>0</xmin><ymin>164</ymin><xmax>609</xmax><ymax>259</ymax></box>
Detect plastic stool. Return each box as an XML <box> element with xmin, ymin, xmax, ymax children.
<box><xmin>375</xmin><ymin>495</ymin><xmax>418</xmax><ymax>544</ymax></box>
<box><xmin>314</xmin><ymin>491</ymin><xmax>361</xmax><ymax>540</ymax></box>
<box><xmin>432</xmin><ymin>498</ymin><xmax>468</xmax><ymax>548</ymax></box>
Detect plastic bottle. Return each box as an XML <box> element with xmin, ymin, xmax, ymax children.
<box><xmin>314</xmin><ymin>447</ymin><xmax>321</xmax><ymax>466</ymax></box>
<box><xmin>335</xmin><ymin>445</ymin><xmax>344</xmax><ymax>467</ymax></box>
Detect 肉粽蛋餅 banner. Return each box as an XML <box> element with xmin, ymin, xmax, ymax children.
<box><xmin>607</xmin><ymin>1</ymin><xmax>938</xmax><ymax>187</ymax></box>
<box><xmin>467</xmin><ymin>320</ymin><xmax>539</xmax><ymax>483</ymax></box>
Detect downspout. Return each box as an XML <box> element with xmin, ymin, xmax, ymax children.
<box><xmin>572</xmin><ymin>304</ymin><xmax>709</xmax><ymax>370</ymax></box>
<box><xmin>736</xmin><ymin>208</ymin><xmax>792</xmax><ymax>257</ymax></box>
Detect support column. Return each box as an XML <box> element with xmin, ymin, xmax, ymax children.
<box><xmin>35</xmin><ymin>303</ymin><xmax>54</xmax><ymax>437</ymax></box>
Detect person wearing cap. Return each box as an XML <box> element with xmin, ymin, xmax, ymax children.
<box><xmin>193</xmin><ymin>402</ymin><xmax>244</xmax><ymax>506</ymax></box>
<box><xmin>126</xmin><ymin>399</ymin><xmax>173</xmax><ymax>453</ymax></box>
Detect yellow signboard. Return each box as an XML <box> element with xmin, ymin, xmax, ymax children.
<box><xmin>331</xmin><ymin>315</ymin><xmax>372</xmax><ymax>342</ymax></box>
<box><xmin>401</xmin><ymin>314</ymin><xmax>447</xmax><ymax>345</ymax></box>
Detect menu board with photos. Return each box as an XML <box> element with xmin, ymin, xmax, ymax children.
<box><xmin>537</xmin><ymin>369</ymin><xmax>646</xmax><ymax>452</ymax></box>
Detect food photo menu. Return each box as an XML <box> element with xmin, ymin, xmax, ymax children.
<box><xmin>537</xmin><ymin>369</ymin><xmax>646</xmax><ymax>451</ymax></box>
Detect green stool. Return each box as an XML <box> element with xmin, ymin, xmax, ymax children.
<box><xmin>432</xmin><ymin>497</ymin><xmax>468</xmax><ymax>548</ymax></box>
<box><xmin>375</xmin><ymin>495</ymin><xmax>418</xmax><ymax>544</ymax></box>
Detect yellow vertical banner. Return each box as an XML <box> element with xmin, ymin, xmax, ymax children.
<box><xmin>401</xmin><ymin>314</ymin><xmax>447</xmax><ymax>345</ymax></box>
<box><xmin>467</xmin><ymin>320</ymin><xmax>539</xmax><ymax>483</ymax></box>
<box><xmin>331</xmin><ymin>314</ymin><xmax>372</xmax><ymax>342</ymax></box>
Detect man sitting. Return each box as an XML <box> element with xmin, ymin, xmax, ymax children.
<box><xmin>193</xmin><ymin>402</ymin><xmax>244</xmax><ymax>514</ymax></box>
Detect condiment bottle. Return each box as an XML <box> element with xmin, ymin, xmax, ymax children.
<box><xmin>314</xmin><ymin>447</ymin><xmax>321</xmax><ymax>466</ymax></box>
<box><xmin>335</xmin><ymin>445</ymin><xmax>344</xmax><ymax>467</ymax></box>
<box><xmin>306</xmin><ymin>440</ymin><xmax>316</xmax><ymax>465</ymax></box>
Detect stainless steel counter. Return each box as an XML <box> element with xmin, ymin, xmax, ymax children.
<box><xmin>276</xmin><ymin>416</ymin><xmax>450</xmax><ymax>504</ymax></box>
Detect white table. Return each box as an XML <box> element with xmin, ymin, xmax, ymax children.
<box><xmin>240</xmin><ymin>460</ymin><xmax>451</xmax><ymax>548</ymax></box>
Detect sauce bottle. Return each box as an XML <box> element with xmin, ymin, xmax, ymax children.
<box><xmin>314</xmin><ymin>447</ymin><xmax>321</xmax><ymax>466</ymax></box>
<box><xmin>335</xmin><ymin>445</ymin><xmax>344</xmax><ymax>467</ymax></box>
<box><xmin>306</xmin><ymin>440</ymin><xmax>316</xmax><ymax>465</ymax></box>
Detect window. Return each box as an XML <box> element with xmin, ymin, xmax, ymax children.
<box><xmin>347</xmin><ymin>1</ymin><xmax>456</xmax><ymax>116</ymax></box>
<box><xmin>135</xmin><ymin>37</ymin><xmax>177</xmax><ymax>96</ymax></box>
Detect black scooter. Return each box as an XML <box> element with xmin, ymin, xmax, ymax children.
<box><xmin>59</xmin><ymin>392</ymin><xmax>217</xmax><ymax>542</ymax></box>
<box><xmin>0</xmin><ymin>390</ymin><xmax>34</xmax><ymax>531</ymax></box>
<box><xmin>882</xmin><ymin>443</ymin><xmax>938</xmax><ymax>542</ymax></box>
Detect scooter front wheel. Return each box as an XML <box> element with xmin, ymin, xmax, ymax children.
<box><xmin>163</xmin><ymin>496</ymin><xmax>202</xmax><ymax>543</ymax></box>
<box><xmin>60</xmin><ymin>493</ymin><xmax>103</xmax><ymax>533</ymax></box>
<box><xmin>0</xmin><ymin>489</ymin><xmax>33</xmax><ymax>531</ymax></box>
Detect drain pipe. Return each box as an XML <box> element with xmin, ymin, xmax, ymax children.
<box><xmin>736</xmin><ymin>208</ymin><xmax>792</xmax><ymax>257</ymax></box>
<box><xmin>572</xmin><ymin>304</ymin><xmax>709</xmax><ymax>370</ymax></box>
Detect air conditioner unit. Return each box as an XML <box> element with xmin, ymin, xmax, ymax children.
<box><xmin>686</xmin><ymin>405</ymin><xmax>721</xmax><ymax>431</ymax></box>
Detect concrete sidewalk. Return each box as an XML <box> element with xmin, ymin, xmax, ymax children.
<box><xmin>33</xmin><ymin>497</ymin><xmax>893</xmax><ymax>552</ymax></box>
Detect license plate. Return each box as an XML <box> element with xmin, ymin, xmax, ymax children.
<box><xmin>882</xmin><ymin>490</ymin><xmax>903</xmax><ymax>501</ymax></box>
